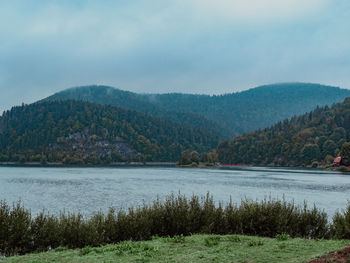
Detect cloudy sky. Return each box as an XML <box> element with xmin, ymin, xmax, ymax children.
<box><xmin>0</xmin><ymin>0</ymin><xmax>349</xmax><ymax>112</ymax></box>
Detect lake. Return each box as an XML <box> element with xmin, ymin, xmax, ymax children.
<box><xmin>0</xmin><ymin>166</ymin><xmax>349</xmax><ymax>217</ymax></box>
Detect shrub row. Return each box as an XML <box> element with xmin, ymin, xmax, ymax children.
<box><xmin>0</xmin><ymin>194</ymin><xmax>349</xmax><ymax>256</ymax></box>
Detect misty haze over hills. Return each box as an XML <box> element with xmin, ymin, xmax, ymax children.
<box><xmin>1</xmin><ymin>1</ymin><xmax>349</xmax><ymax>113</ymax></box>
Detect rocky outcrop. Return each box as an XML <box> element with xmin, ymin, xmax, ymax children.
<box><xmin>50</xmin><ymin>128</ymin><xmax>140</xmax><ymax>159</ymax></box>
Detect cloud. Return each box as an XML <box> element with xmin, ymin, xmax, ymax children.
<box><xmin>0</xmin><ymin>0</ymin><xmax>349</xmax><ymax>113</ymax></box>
<box><xmin>190</xmin><ymin>0</ymin><xmax>330</xmax><ymax>24</ymax></box>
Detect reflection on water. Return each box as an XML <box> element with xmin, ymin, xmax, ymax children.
<box><xmin>0</xmin><ymin>166</ymin><xmax>348</xmax><ymax>217</ymax></box>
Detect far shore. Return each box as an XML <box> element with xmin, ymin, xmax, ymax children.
<box><xmin>1</xmin><ymin>162</ymin><xmax>349</xmax><ymax>172</ymax></box>
<box><xmin>0</xmin><ymin>161</ymin><xmax>176</xmax><ymax>167</ymax></box>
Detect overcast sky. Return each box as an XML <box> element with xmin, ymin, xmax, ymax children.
<box><xmin>0</xmin><ymin>0</ymin><xmax>350</xmax><ymax>112</ymax></box>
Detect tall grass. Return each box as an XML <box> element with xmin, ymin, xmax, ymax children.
<box><xmin>0</xmin><ymin>193</ymin><xmax>346</xmax><ymax>256</ymax></box>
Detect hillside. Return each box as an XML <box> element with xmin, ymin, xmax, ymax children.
<box><xmin>146</xmin><ymin>83</ymin><xmax>350</xmax><ymax>135</ymax></box>
<box><xmin>0</xmin><ymin>100</ymin><xmax>220</xmax><ymax>164</ymax></box>
<box><xmin>217</xmin><ymin>97</ymin><xmax>350</xmax><ymax>167</ymax></box>
<box><xmin>44</xmin><ymin>85</ymin><xmax>229</xmax><ymax>138</ymax></box>
<box><xmin>45</xmin><ymin>83</ymin><xmax>350</xmax><ymax>136</ymax></box>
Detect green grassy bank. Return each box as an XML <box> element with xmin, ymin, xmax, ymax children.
<box><xmin>2</xmin><ymin>234</ymin><xmax>348</xmax><ymax>263</ymax></box>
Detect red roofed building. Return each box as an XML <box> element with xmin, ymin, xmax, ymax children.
<box><xmin>333</xmin><ymin>157</ymin><xmax>342</xmax><ymax>167</ymax></box>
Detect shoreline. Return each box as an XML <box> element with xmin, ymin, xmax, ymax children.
<box><xmin>0</xmin><ymin>161</ymin><xmax>176</xmax><ymax>167</ymax></box>
<box><xmin>0</xmin><ymin>162</ymin><xmax>348</xmax><ymax>172</ymax></box>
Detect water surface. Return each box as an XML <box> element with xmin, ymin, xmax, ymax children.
<box><xmin>0</xmin><ymin>166</ymin><xmax>348</xmax><ymax>217</ymax></box>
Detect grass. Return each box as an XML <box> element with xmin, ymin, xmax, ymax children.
<box><xmin>1</xmin><ymin>234</ymin><xmax>349</xmax><ymax>263</ymax></box>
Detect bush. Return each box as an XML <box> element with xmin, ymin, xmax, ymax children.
<box><xmin>0</xmin><ymin>194</ymin><xmax>335</xmax><ymax>256</ymax></box>
<box><xmin>236</xmin><ymin>198</ymin><xmax>328</xmax><ymax>238</ymax></box>
<box><xmin>275</xmin><ymin>233</ymin><xmax>290</xmax><ymax>241</ymax></box>
<box><xmin>331</xmin><ymin>203</ymin><xmax>350</xmax><ymax>239</ymax></box>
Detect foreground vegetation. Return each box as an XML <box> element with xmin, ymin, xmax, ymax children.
<box><xmin>2</xmin><ymin>193</ymin><xmax>350</xmax><ymax>257</ymax></box>
<box><xmin>3</xmin><ymin>234</ymin><xmax>349</xmax><ymax>263</ymax></box>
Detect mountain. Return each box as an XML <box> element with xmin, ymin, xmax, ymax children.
<box><xmin>44</xmin><ymin>83</ymin><xmax>350</xmax><ymax>136</ymax></box>
<box><xmin>145</xmin><ymin>83</ymin><xmax>350</xmax><ymax>135</ymax></box>
<box><xmin>217</xmin><ymin>97</ymin><xmax>350</xmax><ymax>167</ymax></box>
<box><xmin>44</xmin><ymin>85</ymin><xmax>228</xmax><ymax>138</ymax></box>
<box><xmin>0</xmin><ymin>100</ymin><xmax>220</xmax><ymax>164</ymax></box>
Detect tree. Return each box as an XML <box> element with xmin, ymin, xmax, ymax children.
<box><xmin>40</xmin><ymin>155</ymin><xmax>47</xmax><ymax>165</ymax></box>
<box><xmin>340</xmin><ymin>142</ymin><xmax>350</xmax><ymax>166</ymax></box>
<box><xmin>301</xmin><ymin>144</ymin><xmax>320</xmax><ymax>164</ymax></box>
<box><xmin>322</xmin><ymin>140</ymin><xmax>337</xmax><ymax>157</ymax></box>
<box><xmin>178</xmin><ymin>150</ymin><xmax>192</xmax><ymax>165</ymax></box>
<box><xmin>190</xmin><ymin>151</ymin><xmax>200</xmax><ymax>164</ymax></box>
<box><xmin>178</xmin><ymin>150</ymin><xmax>200</xmax><ymax>165</ymax></box>
<box><xmin>202</xmin><ymin>150</ymin><xmax>218</xmax><ymax>164</ymax></box>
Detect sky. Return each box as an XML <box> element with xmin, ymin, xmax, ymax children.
<box><xmin>0</xmin><ymin>0</ymin><xmax>350</xmax><ymax>112</ymax></box>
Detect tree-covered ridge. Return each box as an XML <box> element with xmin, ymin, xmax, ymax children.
<box><xmin>217</xmin><ymin>97</ymin><xmax>350</xmax><ymax>166</ymax></box>
<box><xmin>44</xmin><ymin>85</ymin><xmax>229</xmax><ymax>138</ymax></box>
<box><xmin>148</xmin><ymin>83</ymin><xmax>350</xmax><ymax>135</ymax></box>
<box><xmin>0</xmin><ymin>100</ymin><xmax>220</xmax><ymax>164</ymax></box>
<box><xmin>45</xmin><ymin>83</ymin><xmax>350</xmax><ymax>137</ymax></box>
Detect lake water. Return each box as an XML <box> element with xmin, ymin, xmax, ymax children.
<box><xmin>0</xmin><ymin>166</ymin><xmax>349</xmax><ymax>218</ymax></box>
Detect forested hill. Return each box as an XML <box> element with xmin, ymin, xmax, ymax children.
<box><xmin>44</xmin><ymin>83</ymin><xmax>350</xmax><ymax>136</ymax></box>
<box><xmin>217</xmin><ymin>97</ymin><xmax>350</xmax><ymax>167</ymax></box>
<box><xmin>0</xmin><ymin>100</ymin><xmax>220</xmax><ymax>164</ymax></box>
<box><xmin>147</xmin><ymin>83</ymin><xmax>350</xmax><ymax>134</ymax></box>
<box><xmin>44</xmin><ymin>85</ymin><xmax>228</xmax><ymax>138</ymax></box>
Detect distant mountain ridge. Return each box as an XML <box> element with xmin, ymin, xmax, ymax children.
<box><xmin>44</xmin><ymin>83</ymin><xmax>350</xmax><ymax>136</ymax></box>
<box><xmin>144</xmin><ymin>83</ymin><xmax>350</xmax><ymax>134</ymax></box>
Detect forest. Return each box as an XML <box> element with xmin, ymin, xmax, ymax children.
<box><xmin>217</xmin><ymin>98</ymin><xmax>350</xmax><ymax>167</ymax></box>
<box><xmin>44</xmin><ymin>85</ymin><xmax>228</xmax><ymax>138</ymax></box>
<box><xmin>2</xmin><ymin>83</ymin><xmax>350</xmax><ymax>166</ymax></box>
<box><xmin>45</xmin><ymin>83</ymin><xmax>350</xmax><ymax>136</ymax></box>
<box><xmin>0</xmin><ymin>100</ymin><xmax>219</xmax><ymax>164</ymax></box>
